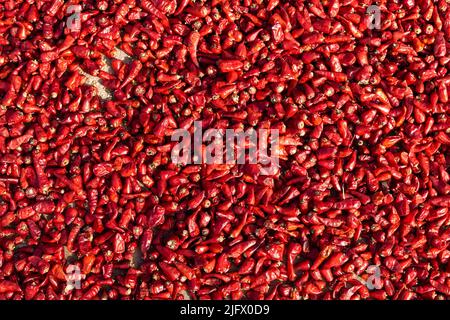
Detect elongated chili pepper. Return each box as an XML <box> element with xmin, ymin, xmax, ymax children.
<box><xmin>140</xmin><ymin>0</ymin><xmax>170</xmax><ymax>28</ymax></box>
<box><xmin>287</xmin><ymin>243</ymin><xmax>302</xmax><ymax>281</ymax></box>
<box><xmin>119</xmin><ymin>60</ymin><xmax>142</xmax><ymax>89</ymax></box>
<box><xmin>187</xmin><ymin>31</ymin><xmax>200</xmax><ymax>68</ymax></box>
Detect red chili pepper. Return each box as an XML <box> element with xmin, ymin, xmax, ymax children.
<box><xmin>287</xmin><ymin>243</ymin><xmax>302</xmax><ymax>281</ymax></box>
<box><xmin>333</xmin><ymin>199</ymin><xmax>361</xmax><ymax>210</ymax></box>
<box><xmin>47</xmin><ymin>0</ymin><xmax>64</xmax><ymax>17</ymax></box>
<box><xmin>0</xmin><ymin>0</ymin><xmax>449</xmax><ymax>302</ymax></box>
<box><xmin>140</xmin><ymin>0</ymin><xmax>170</xmax><ymax>28</ymax></box>
<box><xmin>0</xmin><ymin>281</ymin><xmax>21</xmax><ymax>293</ymax></box>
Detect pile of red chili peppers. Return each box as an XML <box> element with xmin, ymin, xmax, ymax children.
<box><xmin>0</xmin><ymin>0</ymin><xmax>449</xmax><ymax>300</ymax></box>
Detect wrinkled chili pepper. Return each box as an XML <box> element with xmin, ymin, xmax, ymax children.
<box><xmin>0</xmin><ymin>0</ymin><xmax>448</xmax><ymax>302</ymax></box>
